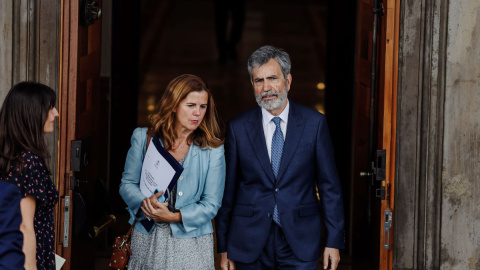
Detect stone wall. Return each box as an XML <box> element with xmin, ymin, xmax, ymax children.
<box><xmin>395</xmin><ymin>0</ymin><xmax>480</xmax><ymax>269</ymax></box>
<box><xmin>0</xmin><ymin>1</ymin><xmax>13</xmax><ymax>98</ymax></box>
<box><xmin>441</xmin><ymin>0</ymin><xmax>480</xmax><ymax>268</ymax></box>
<box><xmin>0</xmin><ymin>0</ymin><xmax>60</xmax><ymax>179</ymax></box>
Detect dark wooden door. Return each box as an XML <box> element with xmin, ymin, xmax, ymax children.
<box><xmin>376</xmin><ymin>0</ymin><xmax>399</xmax><ymax>269</ymax></box>
<box><xmin>56</xmin><ymin>0</ymin><xmax>110</xmax><ymax>269</ymax></box>
<box><xmin>351</xmin><ymin>0</ymin><xmax>380</xmax><ymax>267</ymax></box>
<box><xmin>352</xmin><ymin>0</ymin><xmax>399</xmax><ymax>269</ymax></box>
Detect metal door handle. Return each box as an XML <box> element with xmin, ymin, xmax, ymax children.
<box><xmin>88</xmin><ymin>214</ymin><xmax>116</xmax><ymax>238</ymax></box>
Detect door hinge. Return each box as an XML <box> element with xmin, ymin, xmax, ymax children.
<box><xmin>376</xmin><ymin>183</ymin><xmax>391</xmax><ymax>201</ymax></box>
<box><xmin>373</xmin><ymin>2</ymin><xmax>384</xmax><ymax>17</ymax></box>
<box><xmin>69</xmin><ymin>176</ymin><xmax>87</xmax><ymax>190</ymax></box>
<box><xmin>376</xmin><ymin>186</ymin><xmax>385</xmax><ymax>199</ymax></box>
<box><xmin>383</xmin><ymin>209</ymin><xmax>392</xmax><ymax>249</ymax></box>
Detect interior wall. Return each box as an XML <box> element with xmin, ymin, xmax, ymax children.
<box><xmin>108</xmin><ymin>0</ymin><xmax>140</xmax><ymax>224</ymax></box>
<box><xmin>326</xmin><ymin>0</ymin><xmax>356</xmax><ymax>258</ymax></box>
<box><xmin>101</xmin><ymin>0</ymin><xmax>112</xmax><ymax>78</ymax></box>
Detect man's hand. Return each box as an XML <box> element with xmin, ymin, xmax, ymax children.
<box><xmin>323</xmin><ymin>247</ymin><xmax>340</xmax><ymax>270</ymax></box>
<box><xmin>220</xmin><ymin>252</ymin><xmax>235</xmax><ymax>270</ymax></box>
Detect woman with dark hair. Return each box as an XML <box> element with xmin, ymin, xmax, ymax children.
<box><xmin>0</xmin><ymin>81</ymin><xmax>59</xmax><ymax>270</ymax></box>
<box><xmin>120</xmin><ymin>74</ymin><xmax>225</xmax><ymax>269</ymax></box>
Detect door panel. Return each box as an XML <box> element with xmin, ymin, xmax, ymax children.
<box><xmin>352</xmin><ymin>0</ymin><xmax>399</xmax><ymax>269</ymax></box>
<box><xmin>57</xmin><ymin>0</ymin><xmax>108</xmax><ymax>269</ymax></box>
<box><xmin>352</xmin><ymin>0</ymin><xmax>379</xmax><ymax>267</ymax></box>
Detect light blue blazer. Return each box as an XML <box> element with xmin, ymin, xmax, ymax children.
<box><xmin>119</xmin><ymin>127</ymin><xmax>226</xmax><ymax>238</ymax></box>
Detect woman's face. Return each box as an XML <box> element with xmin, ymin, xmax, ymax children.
<box><xmin>173</xmin><ymin>90</ymin><xmax>208</xmax><ymax>134</ymax></box>
<box><xmin>43</xmin><ymin>107</ymin><xmax>59</xmax><ymax>133</ymax></box>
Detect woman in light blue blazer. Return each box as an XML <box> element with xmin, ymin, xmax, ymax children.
<box><xmin>119</xmin><ymin>74</ymin><xmax>225</xmax><ymax>270</ymax></box>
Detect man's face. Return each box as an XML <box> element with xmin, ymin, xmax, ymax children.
<box><xmin>251</xmin><ymin>58</ymin><xmax>292</xmax><ymax>113</ymax></box>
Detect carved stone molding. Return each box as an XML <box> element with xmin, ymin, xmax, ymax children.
<box><xmin>0</xmin><ymin>1</ymin><xmax>14</xmax><ymax>97</ymax></box>
<box><xmin>394</xmin><ymin>0</ymin><xmax>448</xmax><ymax>268</ymax></box>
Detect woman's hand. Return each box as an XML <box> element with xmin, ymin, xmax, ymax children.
<box><xmin>141</xmin><ymin>192</ymin><xmax>182</xmax><ymax>223</ymax></box>
<box><xmin>146</xmin><ymin>191</ymin><xmax>164</xmax><ymax>209</ymax></box>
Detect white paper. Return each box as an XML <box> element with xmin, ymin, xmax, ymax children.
<box><xmin>139</xmin><ymin>139</ymin><xmax>177</xmax><ymax>197</ymax></box>
<box><xmin>55</xmin><ymin>254</ymin><xmax>66</xmax><ymax>270</ymax></box>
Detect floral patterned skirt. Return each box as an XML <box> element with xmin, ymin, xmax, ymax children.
<box><xmin>128</xmin><ymin>222</ymin><xmax>214</xmax><ymax>270</ymax></box>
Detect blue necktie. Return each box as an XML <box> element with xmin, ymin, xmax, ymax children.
<box><xmin>271</xmin><ymin>117</ymin><xmax>284</xmax><ymax>226</ymax></box>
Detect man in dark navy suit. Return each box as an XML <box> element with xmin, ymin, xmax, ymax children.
<box><xmin>0</xmin><ymin>181</ymin><xmax>25</xmax><ymax>269</ymax></box>
<box><xmin>216</xmin><ymin>45</ymin><xmax>345</xmax><ymax>270</ymax></box>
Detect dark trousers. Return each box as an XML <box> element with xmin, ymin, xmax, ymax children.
<box><xmin>235</xmin><ymin>222</ymin><xmax>319</xmax><ymax>270</ymax></box>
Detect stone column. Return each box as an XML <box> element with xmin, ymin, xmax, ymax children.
<box><xmin>395</xmin><ymin>0</ymin><xmax>480</xmax><ymax>269</ymax></box>
<box><xmin>0</xmin><ymin>0</ymin><xmax>60</xmax><ymax>179</ymax></box>
<box><xmin>0</xmin><ymin>1</ymin><xmax>14</xmax><ymax>97</ymax></box>
<box><xmin>441</xmin><ymin>0</ymin><xmax>480</xmax><ymax>268</ymax></box>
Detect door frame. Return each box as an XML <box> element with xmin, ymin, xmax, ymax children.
<box><xmin>377</xmin><ymin>0</ymin><xmax>400</xmax><ymax>268</ymax></box>
<box><xmin>52</xmin><ymin>0</ymin><xmax>401</xmax><ymax>268</ymax></box>
<box><xmin>55</xmin><ymin>0</ymin><xmax>80</xmax><ymax>266</ymax></box>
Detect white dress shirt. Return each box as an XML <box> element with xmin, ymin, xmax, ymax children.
<box><xmin>261</xmin><ymin>101</ymin><xmax>290</xmax><ymax>162</ymax></box>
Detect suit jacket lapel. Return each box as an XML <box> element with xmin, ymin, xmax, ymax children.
<box><xmin>277</xmin><ymin>102</ymin><xmax>305</xmax><ymax>181</ymax></box>
<box><xmin>245</xmin><ymin>108</ymin><xmax>276</xmax><ymax>184</ymax></box>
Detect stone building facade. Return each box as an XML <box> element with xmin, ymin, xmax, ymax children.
<box><xmin>1</xmin><ymin>0</ymin><xmax>479</xmax><ymax>269</ymax></box>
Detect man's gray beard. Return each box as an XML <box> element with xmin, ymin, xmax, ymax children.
<box><xmin>255</xmin><ymin>89</ymin><xmax>288</xmax><ymax>111</ymax></box>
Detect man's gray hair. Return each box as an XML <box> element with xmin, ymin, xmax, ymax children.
<box><xmin>247</xmin><ymin>45</ymin><xmax>291</xmax><ymax>80</ymax></box>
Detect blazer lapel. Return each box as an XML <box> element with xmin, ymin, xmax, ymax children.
<box><xmin>277</xmin><ymin>103</ymin><xmax>305</xmax><ymax>181</ymax></box>
<box><xmin>245</xmin><ymin>108</ymin><xmax>276</xmax><ymax>184</ymax></box>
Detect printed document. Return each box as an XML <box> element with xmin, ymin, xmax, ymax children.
<box><xmin>140</xmin><ymin>139</ymin><xmax>177</xmax><ymax>197</ymax></box>
<box><xmin>55</xmin><ymin>254</ymin><xmax>66</xmax><ymax>270</ymax></box>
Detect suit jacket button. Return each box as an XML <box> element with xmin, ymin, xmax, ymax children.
<box><xmin>178</xmin><ymin>191</ymin><xmax>183</xmax><ymax>196</ymax></box>
<box><xmin>275</xmin><ymin>188</ymin><xmax>279</xmax><ymax>193</ymax></box>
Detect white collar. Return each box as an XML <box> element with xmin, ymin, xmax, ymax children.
<box><xmin>261</xmin><ymin>100</ymin><xmax>290</xmax><ymax>127</ymax></box>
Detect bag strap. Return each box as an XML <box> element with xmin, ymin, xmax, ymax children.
<box><xmin>125</xmin><ymin>220</ymin><xmax>137</xmax><ymax>239</ymax></box>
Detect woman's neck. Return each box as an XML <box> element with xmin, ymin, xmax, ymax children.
<box><xmin>175</xmin><ymin>128</ymin><xmax>193</xmax><ymax>145</ymax></box>
<box><xmin>175</xmin><ymin>127</ymin><xmax>193</xmax><ymax>142</ymax></box>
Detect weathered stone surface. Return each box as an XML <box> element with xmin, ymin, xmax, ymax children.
<box><xmin>395</xmin><ymin>0</ymin><xmax>480</xmax><ymax>268</ymax></box>
<box><xmin>0</xmin><ymin>0</ymin><xmax>59</xmax><ymax>178</ymax></box>
<box><xmin>441</xmin><ymin>1</ymin><xmax>480</xmax><ymax>268</ymax></box>
<box><xmin>394</xmin><ymin>0</ymin><xmax>424</xmax><ymax>268</ymax></box>
<box><xmin>0</xmin><ymin>1</ymin><xmax>13</xmax><ymax>99</ymax></box>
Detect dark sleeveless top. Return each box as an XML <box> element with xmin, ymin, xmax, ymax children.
<box><xmin>1</xmin><ymin>151</ymin><xmax>59</xmax><ymax>270</ymax></box>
